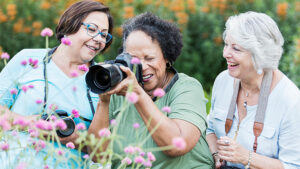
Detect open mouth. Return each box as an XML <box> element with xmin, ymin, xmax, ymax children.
<box><xmin>143</xmin><ymin>74</ymin><xmax>153</xmax><ymax>82</ymax></box>
<box><xmin>85</xmin><ymin>44</ymin><xmax>100</xmax><ymax>52</ymax></box>
<box><xmin>228</xmin><ymin>63</ymin><xmax>239</xmax><ymax>68</ymax></box>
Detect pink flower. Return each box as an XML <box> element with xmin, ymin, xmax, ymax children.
<box><xmin>44</xmin><ymin>165</ymin><xmax>49</xmax><ymax>169</ymax></box>
<box><xmin>21</xmin><ymin>85</ymin><xmax>28</xmax><ymax>92</ymax></box>
<box><xmin>13</xmin><ymin>117</ymin><xmax>30</xmax><ymax>127</ymax></box>
<box><xmin>131</xmin><ymin>57</ymin><xmax>141</xmax><ymax>64</ymax></box>
<box><xmin>162</xmin><ymin>106</ymin><xmax>171</xmax><ymax>113</ymax></box>
<box><xmin>41</xmin><ymin>28</ymin><xmax>53</xmax><ymax>37</ymax></box>
<box><xmin>0</xmin><ymin>116</ymin><xmax>11</xmax><ymax>131</ymax></box>
<box><xmin>10</xmin><ymin>88</ymin><xmax>18</xmax><ymax>95</ymax></box>
<box><xmin>35</xmin><ymin>120</ymin><xmax>48</xmax><ymax>130</ymax></box>
<box><xmin>50</xmin><ymin>115</ymin><xmax>56</xmax><ymax>121</ymax></box>
<box><xmin>28</xmin><ymin>84</ymin><xmax>34</xmax><ymax>89</ymax></box>
<box><xmin>153</xmin><ymin>88</ymin><xmax>165</xmax><ymax>97</ymax></box>
<box><xmin>72</xmin><ymin>109</ymin><xmax>79</xmax><ymax>118</ymax></box>
<box><xmin>147</xmin><ymin>152</ymin><xmax>156</xmax><ymax>162</ymax></box>
<box><xmin>134</xmin><ymin>147</ymin><xmax>142</xmax><ymax>153</ymax></box>
<box><xmin>28</xmin><ymin>58</ymin><xmax>39</xmax><ymax>68</ymax></box>
<box><xmin>66</xmin><ymin>142</ymin><xmax>75</xmax><ymax>149</ymax></box>
<box><xmin>15</xmin><ymin>162</ymin><xmax>27</xmax><ymax>169</ymax></box>
<box><xmin>78</xmin><ymin>64</ymin><xmax>89</xmax><ymax>72</ymax></box>
<box><xmin>1</xmin><ymin>52</ymin><xmax>10</xmax><ymax>59</ymax></box>
<box><xmin>72</xmin><ymin>86</ymin><xmax>77</xmax><ymax>92</ymax></box>
<box><xmin>124</xmin><ymin>146</ymin><xmax>135</xmax><ymax>154</ymax></box>
<box><xmin>61</xmin><ymin>37</ymin><xmax>72</xmax><ymax>46</ymax></box>
<box><xmin>49</xmin><ymin>104</ymin><xmax>58</xmax><ymax>111</ymax></box>
<box><xmin>20</xmin><ymin>60</ymin><xmax>27</xmax><ymax>66</ymax></box>
<box><xmin>98</xmin><ymin>128</ymin><xmax>111</xmax><ymax>137</ymax></box>
<box><xmin>70</xmin><ymin>70</ymin><xmax>79</xmax><ymax>77</ymax></box>
<box><xmin>55</xmin><ymin>119</ymin><xmax>67</xmax><ymax>130</ymax></box>
<box><xmin>76</xmin><ymin>123</ymin><xmax>86</xmax><ymax>130</ymax></box>
<box><xmin>134</xmin><ymin>156</ymin><xmax>145</xmax><ymax>164</ymax></box>
<box><xmin>126</xmin><ymin>92</ymin><xmax>139</xmax><ymax>104</ymax></box>
<box><xmin>45</xmin><ymin>122</ymin><xmax>53</xmax><ymax>131</ymax></box>
<box><xmin>83</xmin><ymin>154</ymin><xmax>89</xmax><ymax>159</ymax></box>
<box><xmin>57</xmin><ymin>149</ymin><xmax>65</xmax><ymax>156</ymax></box>
<box><xmin>35</xmin><ymin>99</ymin><xmax>43</xmax><ymax>104</ymax></box>
<box><xmin>122</xmin><ymin>157</ymin><xmax>132</xmax><ymax>165</ymax></box>
<box><xmin>172</xmin><ymin>137</ymin><xmax>186</xmax><ymax>150</ymax></box>
<box><xmin>0</xmin><ymin>143</ymin><xmax>9</xmax><ymax>151</ymax></box>
<box><xmin>140</xmin><ymin>151</ymin><xmax>145</xmax><ymax>156</ymax></box>
<box><xmin>133</xmin><ymin>122</ymin><xmax>140</xmax><ymax>129</ymax></box>
<box><xmin>29</xmin><ymin>129</ymin><xmax>39</xmax><ymax>137</ymax></box>
<box><xmin>110</xmin><ymin>119</ymin><xmax>116</xmax><ymax>126</ymax></box>
<box><xmin>38</xmin><ymin>140</ymin><xmax>46</xmax><ymax>149</ymax></box>
<box><xmin>143</xmin><ymin>160</ymin><xmax>152</xmax><ymax>167</ymax></box>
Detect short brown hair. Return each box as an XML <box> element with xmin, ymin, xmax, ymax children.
<box><xmin>56</xmin><ymin>0</ymin><xmax>114</xmax><ymax>52</ymax></box>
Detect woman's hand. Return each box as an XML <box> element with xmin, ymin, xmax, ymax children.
<box><xmin>106</xmin><ymin>66</ymin><xmax>143</xmax><ymax>96</ymax></box>
<box><xmin>213</xmin><ymin>153</ymin><xmax>223</xmax><ymax>169</ymax></box>
<box><xmin>217</xmin><ymin>136</ymin><xmax>249</xmax><ymax>165</ymax></box>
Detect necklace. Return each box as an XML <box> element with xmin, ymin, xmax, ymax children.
<box><xmin>243</xmin><ymin>89</ymin><xmax>249</xmax><ymax>111</ymax></box>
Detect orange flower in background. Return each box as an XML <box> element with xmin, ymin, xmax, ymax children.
<box><xmin>214</xmin><ymin>36</ymin><xmax>223</xmax><ymax>46</ymax></box>
<box><xmin>114</xmin><ymin>27</ymin><xmax>123</xmax><ymax>37</ymax></box>
<box><xmin>24</xmin><ymin>27</ymin><xmax>32</xmax><ymax>34</ymax></box>
<box><xmin>123</xmin><ymin>6</ymin><xmax>134</xmax><ymax>19</ymax></box>
<box><xmin>7</xmin><ymin>3</ymin><xmax>17</xmax><ymax>19</ymax></box>
<box><xmin>41</xmin><ymin>1</ymin><xmax>51</xmax><ymax>10</ymax></box>
<box><xmin>187</xmin><ymin>0</ymin><xmax>196</xmax><ymax>14</ymax></box>
<box><xmin>0</xmin><ymin>46</ymin><xmax>3</xmax><ymax>56</ymax></box>
<box><xmin>295</xmin><ymin>2</ymin><xmax>300</xmax><ymax>12</ymax></box>
<box><xmin>0</xmin><ymin>11</ymin><xmax>8</xmax><ymax>23</ymax></box>
<box><xmin>124</xmin><ymin>0</ymin><xmax>134</xmax><ymax>4</ymax></box>
<box><xmin>143</xmin><ymin>0</ymin><xmax>152</xmax><ymax>5</ymax></box>
<box><xmin>13</xmin><ymin>19</ymin><xmax>24</xmax><ymax>33</ymax></box>
<box><xmin>277</xmin><ymin>2</ymin><xmax>288</xmax><ymax>18</ymax></box>
<box><xmin>32</xmin><ymin>21</ymin><xmax>42</xmax><ymax>29</ymax></box>
<box><xmin>175</xmin><ymin>12</ymin><xmax>188</xmax><ymax>25</ymax></box>
<box><xmin>170</xmin><ymin>0</ymin><xmax>185</xmax><ymax>12</ymax></box>
<box><xmin>201</xmin><ymin>6</ymin><xmax>210</xmax><ymax>13</ymax></box>
<box><xmin>209</xmin><ymin>0</ymin><xmax>227</xmax><ymax>14</ymax></box>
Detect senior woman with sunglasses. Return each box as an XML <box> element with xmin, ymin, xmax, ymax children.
<box><xmin>206</xmin><ymin>11</ymin><xmax>300</xmax><ymax>169</ymax></box>
<box><xmin>0</xmin><ymin>0</ymin><xmax>113</xmax><ymax>168</ymax></box>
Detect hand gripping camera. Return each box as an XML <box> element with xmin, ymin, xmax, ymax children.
<box><xmin>41</xmin><ymin>110</ymin><xmax>75</xmax><ymax>138</ymax></box>
<box><xmin>86</xmin><ymin>53</ymin><xmax>143</xmax><ymax>94</ymax></box>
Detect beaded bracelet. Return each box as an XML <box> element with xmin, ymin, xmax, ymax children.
<box><xmin>245</xmin><ymin>151</ymin><xmax>252</xmax><ymax>169</ymax></box>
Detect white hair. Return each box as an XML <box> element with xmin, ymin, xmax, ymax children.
<box><xmin>223</xmin><ymin>11</ymin><xmax>284</xmax><ymax>71</ymax></box>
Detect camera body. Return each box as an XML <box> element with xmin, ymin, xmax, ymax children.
<box><xmin>86</xmin><ymin>53</ymin><xmax>143</xmax><ymax>94</ymax></box>
<box><xmin>41</xmin><ymin>110</ymin><xmax>75</xmax><ymax>138</ymax></box>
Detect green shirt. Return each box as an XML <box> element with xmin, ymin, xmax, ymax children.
<box><xmin>109</xmin><ymin>73</ymin><xmax>214</xmax><ymax>169</ymax></box>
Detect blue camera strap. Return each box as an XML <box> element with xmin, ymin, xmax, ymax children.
<box><xmin>43</xmin><ymin>47</ymin><xmax>95</xmax><ymax>122</ymax></box>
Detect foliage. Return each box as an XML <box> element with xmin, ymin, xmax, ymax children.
<box><xmin>0</xmin><ymin>0</ymin><xmax>299</xmax><ymax>96</ymax></box>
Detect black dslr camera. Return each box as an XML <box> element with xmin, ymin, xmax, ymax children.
<box><xmin>86</xmin><ymin>53</ymin><xmax>143</xmax><ymax>94</ymax></box>
<box><xmin>41</xmin><ymin>110</ymin><xmax>75</xmax><ymax>138</ymax></box>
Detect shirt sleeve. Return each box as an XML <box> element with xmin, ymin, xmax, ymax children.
<box><xmin>0</xmin><ymin>50</ymin><xmax>28</xmax><ymax>107</ymax></box>
<box><xmin>167</xmin><ymin>78</ymin><xmax>208</xmax><ymax>135</ymax></box>
<box><xmin>279</xmin><ymin>102</ymin><xmax>300</xmax><ymax>168</ymax></box>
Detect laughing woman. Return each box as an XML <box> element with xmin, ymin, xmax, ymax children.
<box><xmin>206</xmin><ymin>12</ymin><xmax>300</xmax><ymax>169</ymax></box>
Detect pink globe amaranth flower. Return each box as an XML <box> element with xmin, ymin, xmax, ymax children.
<box><xmin>122</xmin><ymin>157</ymin><xmax>132</xmax><ymax>165</ymax></box>
<box><xmin>162</xmin><ymin>106</ymin><xmax>171</xmax><ymax>113</ymax></box>
<box><xmin>110</xmin><ymin>119</ymin><xmax>116</xmax><ymax>126</ymax></box>
<box><xmin>98</xmin><ymin>128</ymin><xmax>111</xmax><ymax>137</ymax></box>
<box><xmin>172</xmin><ymin>137</ymin><xmax>186</xmax><ymax>150</ymax></box>
<box><xmin>28</xmin><ymin>58</ymin><xmax>39</xmax><ymax>68</ymax></box>
<box><xmin>124</xmin><ymin>146</ymin><xmax>135</xmax><ymax>154</ymax></box>
<box><xmin>1</xmin><ymin>52</ymin><xmax>10</xmax><ymax>59</ymax></box>
<box><xmin>72</xmin><ymin>109</ymin><xmax>80</xmax><ymax>118</ymax></box>
<box><xmin>57</xmin><ymin>149</ymin><xmax>65</xmax><ymax>156</ymax></box>
<box><xmin>29</xmin><ymin>129</ymin><xmax>39</xmax><ymax>137</ymax></box>
<box><xmin>61</xmin><ymin>37</ymin><xmax>72</xmax><ymax>46</ymax></box>
<box><xmin>140</xmin><ymin>151</ymin><xmax>145</xmax><ymax>156</ymax></box>
<box><xmin>55</xmin><ymin>119</ymin><xmax>67</xmax><ymax>130</ymax></box>
<box><xmin>70</xmin><ymin>70</ymin><xmax>79</xmax><ymax>77</ymax></box>
<box><xmin>13</xmin><ymin>117</ymin><xmax>30</xmax><ymax>127</ymax></box>
<box><xmin>35</xmin><ymin>119</ymin><xmax>48</xmax><ymax>130</ymax></box>
<box><xmin>133</xmin><ymin>122</ymin><xmax>140</xmax><ymax>129</ymax></box>
<box><xmin>76</xmin><ymin>123</ymin><xmax>86</xmax><ymax>130</ymax></box>
<box><xmin>78</xmin><ymin>64</ymin><xmax>89</xmax><ymax>72</ymax></box>
<box><xmin>147</xmin><ymin>152</ymin><xmax>156</xmax><ymax>162</ymax></box>
<box><xmin>20</xmin><ymin>60</ymin><xmax>27</xmax><ymax>66</ymax></box>
<box><xmin>143</xmin><ymin>160</ymin><xmax>152</xmax><ymax>168</ymax></box>
<box><xmin>44</xmin><ymin>165</ymin><xmax>49</xmax><ymax>169</ymax></box>
<box><xmin>49</xmin><ymin>104</ymin><xmax>58</xmax><ymax>111</ymax></box>
<box><xmin>130</xmin><ymin>57</ymin><xmax>141</xmax><ymax>64</ymax></box>
<box><xmin>35</xmin><ymin>99</ymin><xmax>43</xmax><ymax>104</ymax></box>
<box><xmin>66</xmin><ymin>142</ymin><xmax>75</xmax><ymax>149</ymax></box>
<box><xmin>45</xmin><ymin>122</ymin><xmax>53</xmax><ymax>131</ymax></box>
<box><xmin>134</xmin><ymin>147</ymin><xmax>142</xmax><ymax>153</ymax></box>
<box><xmin>41</xmin><ymin>27</ymin><xmax>53</xmax><ymax>37</ymax></box>
<box><xmin>134</xmin><ymin>156</ymin><xmax>145</xmax><ymax>164</ymax></box>
<box><xmin>50</xmin><ymin>115</ymin><xmax>56</xmax><ymax>121</ymax></box>
<box><xmin>21</xmin><ymin>85</ymin><xmax>28</xmax><ymax>92</ymax></box>
<box><xmin>28</xmin><ymin>84</ymin><xmax>34</xmax><ymax>89</ymax></box>
<box><xmin>0</xmin><ymin>143</ymin><xmax>9</xmax><ymax>151</ymax></box>
<box><xmin>38</xmin><ymin>140</ymin><xmax>46</xmax><ymax>149</ymax></box>
<box><xmin>0</xmin><ymin>115</ymin><xmax>11</xmax><ymax>131</ymax></box>
<box><xmin>153</xmin><ymin>88</ymin><xmax>165</xmax><ymax>97</ymax></box>
<box><xmin>126</xmin><ymin>92</ymin><xmax>139</xmax><ymax>104</ymax></box>
<box><xmin>83</xmin><ymin>154</ymin><xmax>89</xmax><ymax>159</ymax></box>
<box><xmin>15</xmin><ymin>162</ymin><xmax>27</xmax><ymax>169</ymax></box>
<box><xmin>10</xmin><ymin>88</ymin><xmax>18</xmax><ymax>95</ymax></box>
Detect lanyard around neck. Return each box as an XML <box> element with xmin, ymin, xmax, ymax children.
<box><xmin>225</xmin><ymin>70</ymin><xmax>273</xmax><ymax>152</ymax></box>
<box><xmin>43</xmin><ymin>47</ymin><xmax>95</xmax><ymax>120</ymax></box>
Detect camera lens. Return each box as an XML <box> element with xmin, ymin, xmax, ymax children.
<box><xmin>93</xmin><ymin>68</ymin><xmax>110</xmax><ymax>90</ymax></box>
<box><xmin>56</xmin><ymin>117</ymin><xmax>75</xmax><ymax>138</ymax></box>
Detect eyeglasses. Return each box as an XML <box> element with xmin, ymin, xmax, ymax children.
<box><xmin>82</xmin><ymin>22</ymin><xmax>112</xmax><ymax>43</ymax></box>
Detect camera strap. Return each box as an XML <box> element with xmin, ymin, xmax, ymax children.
<box><xmin>43</xmin><ymin>47</ymin><xmax>95</xmax><ymax>122</ymax></box>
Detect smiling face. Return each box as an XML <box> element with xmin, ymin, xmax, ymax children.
<box><xmin>125</xmin><ymin>31</ymin><xmax>168</xmax><ymax>94</ymax></box>
<box><xmin>223</xmin><ymin>35</ymin><xmax>255</xmax><ymax>79</ymax></box>
<box><xmin>67</xmin><ymin>11</ymin><xmax>109</xmax><ymax>63</ymax></box>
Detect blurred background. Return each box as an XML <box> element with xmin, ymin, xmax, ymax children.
<box><xmin>0</xmin><ymin>0</ymin><xmax>299</xmax><ymax>108</ymax></box>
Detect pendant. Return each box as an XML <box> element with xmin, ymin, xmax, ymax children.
<box><xmin>243</xmin><ymin>101</ymin><xmax>247</xmax><ymax>109</ymax></box>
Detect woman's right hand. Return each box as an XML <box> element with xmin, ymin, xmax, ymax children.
<box><xmin>99</xmin><ymin>93</ymin><xmax>111</xmax><ymax>103</ymax></box>
<box><xmin>213</xmin><ymin>153</ymin><xmax>222</xmax><ymax>169</ymax></box>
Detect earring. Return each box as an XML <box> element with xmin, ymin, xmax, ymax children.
<box><xmin>257</xmin><ymin>69</ymin><xmax>263</xmax><ymax>75</ymax></box>
<box><xmin>166</xmin><ymin>62</ymin><xmax>172</xmax><ymax>69</ymax></box>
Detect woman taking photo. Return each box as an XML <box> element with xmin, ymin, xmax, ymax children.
<box><xmin>206</xmin><ymin>11</ymin><xmax>300</xmax><ymax>169</ymax></box>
